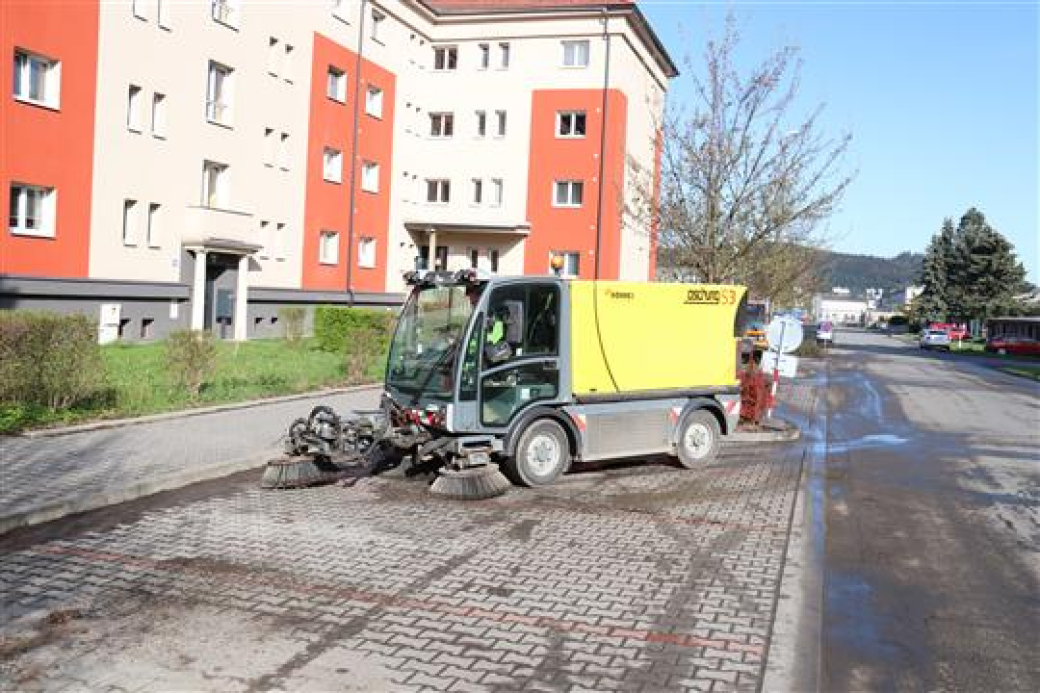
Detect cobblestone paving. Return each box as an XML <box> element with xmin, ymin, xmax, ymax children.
<box><xmin>1</xmin><ymin>382</ymin><xmax>817</xmax><ymax>692</ymax></box>
<box><xmin>0</xmin><ymin>388</ymin><xmax>380</xmax><ymax>524</ymax></box>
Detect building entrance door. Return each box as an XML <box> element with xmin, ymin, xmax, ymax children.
<box><xmin>203</xmin><ymin>253</ymin><xmax>239</xmax><ymax>338</ymax></box>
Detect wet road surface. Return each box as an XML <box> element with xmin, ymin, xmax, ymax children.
<box><xmin>819</xmin><ymin>329</ymin><xmax>1039</xmax><ymax>691</ymax></box>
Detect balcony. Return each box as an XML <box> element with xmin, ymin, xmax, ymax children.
<box><xmin>182</xmin><ymin>205</ymin><xmax>259</xmax><ymax>254</ymax></box>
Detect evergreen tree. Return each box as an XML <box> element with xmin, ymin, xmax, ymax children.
<box><xmin>947</xmin><ymin>208</ymin><xmax>1026</xmax><ymax>322</ymax></box>
<box><xmin>917</xmin><ymin>219</ymin><xmax>955</xmax><ymax>322</ymax></box>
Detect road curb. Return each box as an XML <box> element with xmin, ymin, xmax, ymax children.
<box><xmin>15</xmin><ymin>383</ymin><xmax>382</xmax><ymax>439</ymax></box>
<box><xmin>0</xmin><ymin>455</ymin><xmax>270</xmax><ymax>536</ymax></box>
<box><xmin>727</xmin><ymin>419</ymin><xmax>801</xmax><ymax>443</ymax></box>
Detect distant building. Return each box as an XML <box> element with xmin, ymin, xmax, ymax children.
<box><xmin>813</xmin><ymin>294</ymin><xmax>869</xmax><ymax>325</ymax></box>
<box><xmin>885</xmin><ymin>285</ymin><xmax>923</xmax><ymax>312</ymax></box>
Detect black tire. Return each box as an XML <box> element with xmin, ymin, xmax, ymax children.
<box><xmin>676</xmin><ymin>409</ymin><xmax>721</xmax><ymax>470</ymax></box>
<box><xmin>504</xmin><ymin>419</ymin><xmax>571</xmax><ymax>487</ymax></box>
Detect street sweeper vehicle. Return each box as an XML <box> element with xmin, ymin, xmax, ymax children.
<box><xmin>262</xmin><ymin>270</ymin><xmax>748</xmax><ymax>499</ymax></box>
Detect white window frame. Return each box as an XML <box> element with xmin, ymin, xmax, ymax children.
<box><xmin>278</xmin><ymin>132</ymin><xmax>290</xmax><ymax>171</ymax></box>
<box><xmin>151</xmin><ymin>92</ymin><xmax>167</xmax><ymax>138</ymax></box>
<box><xmin>556</xmin><ymin>110</ymin><xmax>587</xmax><ymax>138</ymax></box>
<box><xmin>425</xmin><ymin>179</ymin><xmax>450</xmax><ymax>204</ymax></box>
<box><xmin>478</xmin><ymin>43</ymin><xmax>490</xmax><ymax>70</ymax></box>
<box><xmin>157</xmin><ymin>0</ymin><xmax>171</xmax><ymax>29</ymax></box>
<box><xmin>275</xmin><ymin>222</ymin><xmax>286</xmax><ymax>260</ymax></box>
<box><xmin>8</xmin><ymin>183</ymin><xmax>57</xmax><ymax>238</ymax></box>
<box><xmin>471</xmin><ymin>178</ymin><xmax>483</xmax><ymax>205</ymax></box>
<box><xmin>258</xmin><ymin>220</ymin><xmax>271</xmax><ymax>259</ymax></box>
<box><xmin>433</xmin><ymin>46</ymin><xmax>458</xmax><ymax>71</ymax></box>
<box><xmin>562</xmin><ymin>39</ymin><xmax>590</xmax><ymax>68</ymax></box>
<box><xmin>127</xmin><ymin>84</ymin><xmax>143</xmax><ymax>132</ymax></box>
<box><xmin>554</xmin><ymin>250</ymin><xmax>581</xmax><ymax>277</ymax></box>
<box><xmin>495</xmin><ymin>110</ymin><xmax>507</xmax><ymax>137</ymax></box>
<box><xmin>332</xmin><ymin>0</ymin><xmax>350</xmax><ymax>24</ymax></box>
<box><xmin>553</xmin><ymin>180</ymin><xmax>584</xmax><ymax>208</ymax></box>
<box><xmin>327</xmin><ymin>66</ymin><xmax>346</xmax><ymax>102</ymax></box>
<box><xmin>122</xmin><ymin>199</ymin><xmax>139</xmax><ymax>246</ymax></box>
<box><xmin>319</xmin><ymin>229</ymin><xmax>339</xmax><ymax>265</ymax></box>
<box><xmin>490</xmin><ymin>178</ymin><xmax>503</xmax><ymax>207</ymax></box>
<box><xmin>429</xmin><ymin>112</ymin><xmax>454</xmax><ymax>138</ymax></box>
<box><xmin>365</xmin><ymin>85</ymin><xmax>383</xmax><ymax>118</ymax></box>
<box><xmin>475</xmin><ymin>110</ymin><xmax>486</xmax><ymax>138</ymax></box>
<box><xmin>211</xmin><ymin>0</ymin><xmax>240</xmax><ymax>29</ymax></box>
<box><xmin>323</xmin><ymin>147</ymin><xmax>342</xmax><ymax>183</ymax></box>
<box><xmin>370</xmin><ymin>9</ymin><xmax>385</xmax><ymax>43</ymax></box>
<box><xmin>263</xmin><ymin>128</ymin><xmax>275</xmax><ymax>166</ymax></box>
<box><xmin>361</xmin><ymin>161</ymin><xmax>380</xmax><ymax>193</ymax></box>
<box><xmin>202</xmin><ymin>160</ymin><xmax>229</xmax><ymax>208</ymax></box>
<box><xmin>13</xmin><ymin>49</ymin><xmax>61</xmax><ymax>109</ymax></box>
<box><xmin>147</xmin><ymin>203</ymin><xmax>161</xmax><ymax>248</ymax></box>
<box><xmin>206</xmin><ymin>61</ymin><xmax>233</xmax><ymax>126</ymax></box>
<box><xmin>267</xmin><ymin>37</ymin><xmax>280</xmax><ymax>76</ymax></box>
<box><xmin>358</xmin><ymin>237</ymin><xmax>376</xmax><ymax>269</ymax></box>
<box><xmin>132</xmin><ymin>0</ymin><xmax>147</xmax><ymax>20</ymax></box>
<box><xmin>498</xmin><ymin>42</ymin><xmax>511</xmax><ymax>69</ymax></box>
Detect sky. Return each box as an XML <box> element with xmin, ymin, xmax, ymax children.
<box><xmin>638</xmin><ymin>0</ymin><xmax>1039</xmax><ymax>283</ymax></box>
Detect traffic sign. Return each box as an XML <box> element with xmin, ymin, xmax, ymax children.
<box><xmin>761</xmin><ymin>350</ymin><xmax>799</xmax><ymax>378</ymax></box>
<box><xmin>766</xmin><ymin>316</ymin><xmax>803</xmax><ymax>354</ymax></box>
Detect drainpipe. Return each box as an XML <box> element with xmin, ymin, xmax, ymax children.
<box><xmin>345</xmin><ymin>0</ymin><xmax>368</xmax><ymax>304</ymax></box>
<box><xmin>593</xmin><ymin>7</ymin><xmax>612</xmax><ymax>281</ymax></box>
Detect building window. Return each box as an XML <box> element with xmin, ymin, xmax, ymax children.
<box><xmin>278</xmin><ymin>133</ymin><xmax>290</xmax><ymax>170</ymax></box>
<box><xmin>258</xmin><ymin>220</ymin><xmax>270</xmax><ymax>259</ymax></box>
<box><xmin>332</xmin><ymin>0</ymin><xmax>350</xmax><ymax>23</ymax></box>
<box><xmin>498</xmin><ymin>42</ymin><xmax>510</xmax><ymax>69</ymax></box>
<box><xmin>478</xmin><ymin>43</ymin><xmax>489</xmax><ymax>69</ymax></box>
<box><xmin>13</xmin><ymin>50</ymin><xmax>60</xmax><ymax>108</ymax></box>
<box><xmin>491</xmin><ymin>178</ymin><xmax>503</xmax><ymax>207</ymax></box>
<box><xmin>495</xmin><ymin>110</ymin><xmax>507</xmax><ymax>137</ymax></box>
<box><xmin>211</xmin><ymin>0</ymin><xmax>240</xmax><ymax>29</ymax></box>
<box><xmin>433</xmin><ymin>46</ymin><xmax>457</xmax><ymax>71</ymax></box>
<box><xmin>158</xmin><ymin>0</ymin><xmax>171</xmax><ymax>28</ymax></box>
<box><xmin>469</xmin><ymin>248</ymin><xmax>480</xmax><ymax>269</ymax></box>
<box><xmin>426</xmin><ymin>179</ymin><xmax>450</xmax><ymax>204</ymax></box>
<box><xmin>206</xmin><ymin>61</ymin><xmax>233</xmax><ymax>126</ymax></box>
<box><xmin>275</xmin><ymin>222</ymin><xmax>286</xmax><ymax>259</ymax></box>
<box><xmin>319</xmin><ymin>230</ymin><xmax>339</xmax><ymax>265</ymax></box>
<box><xmin>267</xmin><ymin>37</ymin><xmax>279</xmax><ymax>76</ymax></box>
<box><xmin>562</xmin><ymin>40</ymin><xmax>590</xmax><ymax>68</ymax></box>
<box><xmin>327</xmin><ymin>66</ymin><xmax>346</xmax><ymax>102</ymax></box>
<box><xmin>554</xmin><ymin>180</ymin><xmax>583</xmax><ymax>207</ymax></box>
<box><xmin>489</xmin><ymin>249</ymin><xmax>500</xmax><ymax>272</ymax></box>
<box><xmin>557</xmin><ymin>110</ymin><xmax>586</xmax><ymax>138</ymax></box>
<box><xmin>132</xmin><ymin>0</ymin><xmax>146</xmax><ymax>20</ymax></box>
<box><xmin>140</xmin><ymin>318</ymin><xmax>154</xmax><ymax>340</ymax></box>
<box><xmin>370</xmin><ymin>9</ymin><xmax>385</xmax><ymax>42</ymax></box>
<box><xmin>471</xmin><ymin>178</ymin><xmax>483</xmax><ymax>205</ymax></box>
<box><xmin>553</xmin><ymin>251</ymin><xmax>580</xmax><ymax>277</ymax></box>
<box><xmin>127</xmin><ymin>85</ymin><xmax>143</xmax><ymax>132</ymax></box>
<box><xmin>283</xmin><ymin>44</ymin><xmax>294</xmax><ymax>82</ymax></box>
<box><xmin>361</xmin><ymin>161</ymin><xmax>380</xmax><ymax>193</ymax></box>
<box><xmin>475</xmin><ymin>110</ymin><xmax>486</xmax><ymax>138</ymax></box>
<box><xmin>151</xmin><ymin>93</ymin><xmax>167</xmax><ymax>138</ymax></box>
<box><xmin>202</xmin><ymin>160</ymin><xmax>228</xmax><ymax>208</ymax></box>
<box><xmin>429</xmin><ymin>112</ymin><xmax>453</xmax><ymax>138</ymax></box>
<box><xmin>147</xmin><ymin>203</ymin><xmax>160</xmax><ymax>247</ymax></box>
<box><xmin>122</xmin><ymin>199</ymin><xmax>138</xmax><ymax>246</ymax></box>
<box><xmin>323</xmin><ymin>147</ymin><xmax>342</xmax><ymax>183</ymax></box>
<box><xmin>263</xmin><ymin>128</ymin><xmax>275</xmax><ymax>166</ymax></box>
<box><xmin>358</xmin><ymin>237</ymin><xmax>376</xmax><ymax>268</ymax></box>
<box><xmin>365</xmin><ymin>86</ymin><xmax>383</xmax><ymax>118</ymax></box>
<box><xmin>9</xmin><ymin>184</ymin><xmax>56</xmax><ymax>238</ymax></box>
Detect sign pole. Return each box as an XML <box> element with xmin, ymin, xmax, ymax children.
<box><xmin>767</xmin><ymin>321</ymin><xmax>786</xmax><ymax>419</ymax></box>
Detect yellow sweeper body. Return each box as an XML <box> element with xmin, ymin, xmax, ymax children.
<box><xmin>569</xmin><ymin>281</ymin><xmax>746</xmax><ymax>397</ymax></box>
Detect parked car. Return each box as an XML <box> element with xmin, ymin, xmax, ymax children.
<box><xmin>817</xmin><ymin>321</ymin><xmax>834</xmax><ymax>347</ymax></box>
<box><xmin>920</xmin><ymin>329</ymin><xmax>951</xmax><ymax>351</ymax></box>
<box><xmin>985</xmin><ymin>335</ymin><xmax>1040</xmax><ymax>356</ymax></box>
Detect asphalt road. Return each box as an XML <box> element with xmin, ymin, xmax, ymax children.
<box><xmin>817</xmin><ymin>329</ymin><xmax>1039</xmax><ymax>691</ymax></box>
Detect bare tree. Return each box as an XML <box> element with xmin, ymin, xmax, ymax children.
<box><xmin>631</xmin><ymin>17</ymin><xmax>853</xmax><ymax>303</ymax></box>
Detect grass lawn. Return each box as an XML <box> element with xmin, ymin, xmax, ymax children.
<box><xmin>0</xmin><ymin>338</ymin><xmax>384</xmax><ymax>434</ymax></box>
<box><xmin>999</xmin><ymin>364</ymin><xmax>1040</xmax><ymax>382</ymax></box>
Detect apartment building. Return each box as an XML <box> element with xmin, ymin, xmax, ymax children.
<box><xmin>1</xmin><ymin>0</ymin><xmax>675</xmax><ymax>341</ymax></box>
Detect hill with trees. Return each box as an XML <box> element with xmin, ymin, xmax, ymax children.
<box><xmin>822</xmin><ymin>250</ymin><xmax>923</xmax><ymax>294</ymax></box>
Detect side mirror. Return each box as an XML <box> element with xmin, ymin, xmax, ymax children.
<box><xmin>504</xmin><ymin>300</ymin><xmax>524</xmax><ymax>343</ymax></box>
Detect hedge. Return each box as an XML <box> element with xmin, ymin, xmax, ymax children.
<box><xmin>0</xmin><ymin>311</ymin><xmax>105</xmax><ymax>410</ymax></box>
<box><xmin>313</xmin><ymin>305</ymin><xmax>393</xmax><ymax>354</ymax></box>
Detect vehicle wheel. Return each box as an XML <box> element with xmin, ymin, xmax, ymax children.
<box><xmin>676</xmin><ymin>409</ymin><xmax>721</xmax><ymax>470</ymax></box>
<box><xmin>504</xmin><ymin>419</ymin><xmax>571</xmax><ymax>487</ymax></box>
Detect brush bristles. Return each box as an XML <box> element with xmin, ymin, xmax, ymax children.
<box><xmin>261</xmin><ymin>456</ymin><xmax>342</xmax><ymax>489</ymax></box>
<box><xmin>429</xmin><ymin>464</ymin><xmax>513</xmax><ymax>501</ymax></box>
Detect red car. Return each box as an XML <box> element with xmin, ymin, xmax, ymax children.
<box><xmin>985</xmin><ymin>336</ymin><xmax>1040</xmax><ymax>356</ymax></box>
<box><xmin>929</xmin><ymin>322</ymin><xmax>968</xmax><ymax>341</ymax></box>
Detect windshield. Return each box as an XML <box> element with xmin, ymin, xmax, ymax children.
<box><xmin>386</xmin><ymin>284</ymin><xmax>480</xmax><ymax>402</ymax></box>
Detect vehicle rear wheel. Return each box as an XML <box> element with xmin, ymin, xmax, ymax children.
<box><xmin>676</xmin><ymin>409</ymin><xmax>721</xmax><ymax>470</ymax></box>
<box><xmin>504</xmin><ymin>419</ymin><xmax>570</xmax><ymax>487</ymax></box>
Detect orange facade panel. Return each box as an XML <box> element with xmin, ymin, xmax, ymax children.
<box><xmin>301</xmin><ymin>32</ymin><xmax>395</xmax><ymax>293</ymax></box>
<box><xmin>1</xmin><ymin>0</ymin><xmax>98</xmax><ymax>278</ymax></box>
<box><xmin>525</xmin><ymin>88</ymin><xmax>627</xmax><ymax>280</ymax></box>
